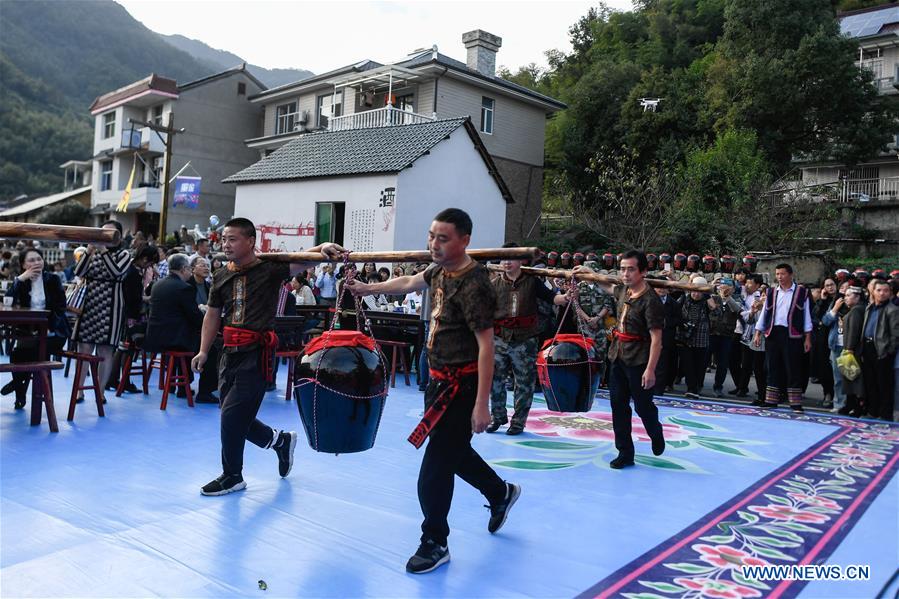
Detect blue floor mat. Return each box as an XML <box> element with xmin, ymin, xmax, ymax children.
<box><xmin>2</xmin><ymin>368</ymin><xmax>896</xmax><ymax>598</ymax></box>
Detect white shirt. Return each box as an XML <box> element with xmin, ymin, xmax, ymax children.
<box><xmin>755</xmin><ymin>282</ymin><xmax>812</xmax><ymax>333</ymax></box>
<box><xmin>29</xmin><ymin>276</ymin><xmax>46</xmax><ymax>310</ymax></box>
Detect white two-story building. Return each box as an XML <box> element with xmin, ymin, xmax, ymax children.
<box><xmin>237</xmin><ymin>30</ymin><xmax>566</xmax><ymax>243</ymax></box>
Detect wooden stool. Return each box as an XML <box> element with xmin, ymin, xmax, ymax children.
<box><xmin>275</xmin><ymin>349</ymin><xmax>301</xmax><ymax>401</ymax></box>
<box><xmin>0</xmin><ymin>361</ymin><xmax>63</xmax><ymax>432</ymax></box>
<box><xmin>144</xmin><ymin>353</ymin><xmax>168</xmax><ymax>391</ymax></box>
<box><xmin>116</xmin><ymin>348</ymin><xmax>149</xmax><ymax>396</ymax></box>
<box><xmin>160</xmin><ymin>351</ymin><xmax>194</xmax><ymax>410</ymax></box>
<box><xmin>61</xmin><ymin>351</ymin><xmax>105</xmax><ymax>421</ymax></box>
<box><xmin>378</xmin><ymin>340</ymin><xmax>411</xmax><ymax>388</ymax></box>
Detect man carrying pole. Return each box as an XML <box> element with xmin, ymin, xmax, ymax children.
<box><xmin>191</xmin><ymin>217</ymin><xmax>344</xmax><ymax>496</ymax></box>
<box><xmin>488</xmin><ymin>242</ymin><xmax>568</xmax><ymax>434</ymax></box>
<box><xmin>575</xmin><ymin>249</ymin><xmax>666</xmax><ymax>469</ymax></box>
<box><xmin>347</xmin><ymin>208</ymin><xmax>519</xmax><ymax>574</ymax></box>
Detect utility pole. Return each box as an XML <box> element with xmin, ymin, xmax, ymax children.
<box><xmin>128</xmin><ymin>114</ymin><xmax>184</xmax><ymax>242</ymax></box>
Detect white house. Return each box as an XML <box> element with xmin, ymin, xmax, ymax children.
<box><xmin>224</xmin><ymin>117</ymin><xmax>511</xmax><ymax>253</ymax></box>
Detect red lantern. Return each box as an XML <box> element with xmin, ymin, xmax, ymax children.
<box><xmin>659</xmin><ymin>253</ymin><xmax>672</xmax><ymax>267</ymax></box>
<box><xmin>673</xmin><ymin>253</ymin><xmax>687</xmax><ymax>271</ymax></box>
<box><xmin>573</xmin><ymin>252</ymin><xmax>585</xmax><ymax>266</ymax></box>
<box><xmin>701</xmin><ymin>255</ymin><xmax>717</xmax><ymax>273</ymax></box>
<box><xmin>560</xmin><ymin>252</ymin><xmax>573</xmax><ymax>269</ymax></box>
<box><xmin>871</xmin><ymin>268</ymin><xmax>887</xmax><ymax>280</ymax></box>
<box><xmin>646</xmin><ymin>253</ymin><xmax>658</xmax><ymax>270</ymax></box>
<box><xmin>585</xmin><ymin>252</ymin><xmax>597</xmax><ymax>264</ymax></box>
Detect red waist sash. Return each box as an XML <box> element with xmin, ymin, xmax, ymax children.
<box><xmin>408</xmin><ymin>361</ymin><xmax>479</xmax><ymax>449</ymax></box>
<box><xmin>613</xmin><ymin>330</ymin><xmax>646</xmax><ymax>343</ymax></box>
<box><xmin>223</xmin><ymin>326</ymin><xmax>279</xmax><ymax>382</ymax></box>
<box><xmin>493</xmin><ymin>314</ymin><xmax>538</xmax><ymax>335</ymax></box>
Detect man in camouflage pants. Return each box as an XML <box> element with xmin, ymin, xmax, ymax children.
<box><xmin>488</xmin><ymin>243</ymin><xmax>567</xmax><ymax>435</ymax></box>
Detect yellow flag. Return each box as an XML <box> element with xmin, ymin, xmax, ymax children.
<box><xmin>116</xmin><ymin>160</ymin><xmax>136</xmax><ymax>212</ymax></box>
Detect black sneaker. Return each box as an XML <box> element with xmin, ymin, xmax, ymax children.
<box><xmin>751</xmin><ymin>399</ymin><xmax>766</xmax><ymax>407</ymax></box>
<box><xmin>405</xmin><ymin>540</ymin><xmax>450</xmax><ymax>574</ymax></box>
<box><xmin>506</xmin><ymin>423</ymin><xmax>524</xmax><ymax>436</ymax></box>
<box><xmin>790</xmin><ymin>405</ymin><xmax>805</xmax><ymax>413</ymax></box>
<box><xmin>486</xmin><ymin>419</ymin><xmax>505</xmax><ymax>433</ymax></box>
<box><xmin>274</xmin><ymin>431</ymin><xmax>297</xmax><ymax>477</ymax></box>
<box><xmin>610</xmin><ymin>455</ymin><xmax>635</xmax><ymax>469</ymax></box>
<box><xmin>651</xmin><ymin>433</ymin><xmax>665</xmax><ymax>456</ymax></box>
<box><xmin>487</xmin><ymin>482</ymin><xmax>521</xmax><ymax>534</ymax></box>
<box><xmin>200</xmin><ymin>473</ymin><xmax>246</xmax><ymax>496</ymax></box>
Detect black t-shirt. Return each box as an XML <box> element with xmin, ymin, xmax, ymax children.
<box><xmin>422</xmin><ymin>261</ymin><xmax>496</xmax><ymax>369</ymax></box>
<box><xmin>208</xmin><ymin>260</ymin><xmax>290</xmax><ymax>350</ymax></box>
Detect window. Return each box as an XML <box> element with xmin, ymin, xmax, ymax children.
<box><xmin>100</xmin><ymin>160</ymin><xmax>113</xmax><ymax>191</ymax></box>
<box><xmin>275</xmin><ymin>101</ymin><xmax>298</xmax><ymax>134</ymax></box>
<box><xmin>102</xmin><ymin>112</ymin><xmax>116</xmax><ymax>139</ymax></box>
<box><xmin>151</xmin><ymin>105</ymin><xmax>163</xmax><ymax>126</ymax></box>
<box><xmin>480</xmin><ymin>97</ymin><xmax>494</xmax><ymax>134</ymax></box>
<box><xmin>396</xmin><ymin>94</ymin><xmax>415</xmax><ymax>112</ymax></box>
<box><xmin>317</xmin><ymin>92</ymin><xmax>342</xmax><ymax>128</ymax></box>
<box><xmin>238</xmin><ymin>82</ymin><xmax>246</xmax><ymax>95</ymax></box>
<box><xmin>315</xmin><ymin>202</ymin><xmax>345</xmax><ymax>245</ymax></box>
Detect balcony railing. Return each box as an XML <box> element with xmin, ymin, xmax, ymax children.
<box><xmin>328</xmin><ymin>106</ymin><xmax>436</xmax><ymax>131</ymax></box>
<box><xmin>839</xmin><ymin>177</ymin><xmax>899</xmax><ymax>202</ymax></box>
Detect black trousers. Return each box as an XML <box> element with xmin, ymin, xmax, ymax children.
<box><xmin>679</xmin><ymin>346</ymin><xmax>709</xmax><ymax>394</ymax></box>
<box><xmin>654</xmin><ymin>342</ymin><xmax>677</xmax><ymax>394</ymax></box>
<box><xmin>708</xmin><ymin>335</ymin><xmax>734</xmax><ymax>391</ymax></box>
<box><xmin>198</xmin><ymin>339</ymin><xmax>221</xmax><ymax>396</ymax></box>
<box><xmin>9</xmin><ymin>336</ymin><xmax>66</xmax><ymax>398</ymax></box>
<box><xmin>609</xmin><ymin>359</ymin><xmax>664</xmax><ymax>460</ymax></box>
<box><xmin>737</xmin><ymin>344</ymin><xmax>766</xmax><ymax>400</ymax></box>
<box><xmin>765</xmin><ymin>326</ymin><xmax>805</xmax><ymax>405</ymax></box>
<box><xmin>861</xmin><ymin>342</ymin><xmax>895</xmax><ymax>420</ymax></box>
<box><xmin>419</xmin><ymin>373</ymin><xmax>505</xmax><ymax>546</ymax></box>
<box><xmin>219</xmin><ymin>349</ymin><xmax>277</xmax><ymax>476</ymax></box>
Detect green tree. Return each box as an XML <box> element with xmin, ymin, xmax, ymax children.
<box><xmin>36</xmin><ymin>199</ymin><xmax>90</xmax><ymax>227</ymax></box>
<box><xmin>708</xmin><ymin>0</ymin><xmax>897</xmax><ymax>169</ymax></box>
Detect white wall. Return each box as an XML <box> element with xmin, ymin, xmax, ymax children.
<box><xmin>394</xmin><ymin>127</ymin><xmax>507</xmax><ymax>250</ymax></box>
<box><xmin>232</xmin><ymin>173</ymin><xmax>398</xmax><ymax>252</ymax></box>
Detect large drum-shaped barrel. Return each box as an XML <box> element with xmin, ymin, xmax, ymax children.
<box><xmin>294</xmin><ymin>330</ymin><xmax>387</xmax><ymax>454</ymax></box>
<box><xmin>537</xmin><ymin>334</ymin><xmax>600</xmax><ymax>413</ymax></box>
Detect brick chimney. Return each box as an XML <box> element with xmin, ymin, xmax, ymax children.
<box><xmin>462</xmin><ymin>30</ymin><xmax>502</xmax><ymax>76</ymax></box>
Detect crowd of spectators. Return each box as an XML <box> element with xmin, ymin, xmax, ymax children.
<box><xmin>0</xmin><ymin>227</ymin><xmax>430</xmax><ymax>407</ymax></box>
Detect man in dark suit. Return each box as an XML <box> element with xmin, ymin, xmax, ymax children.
<box><xmin>652</xmin><ymin>277</ymin><xmax>681</xmax><ymax>395</ymax></box>
<box><xmin>144</xmin><ymin>254</ymin><xmax>206</xmax><ymax>400</ymax></box>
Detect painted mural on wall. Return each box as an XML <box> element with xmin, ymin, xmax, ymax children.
<box><xmin>256</xmin><ymin>222</ymin><xmax>315</xmax><ymax>252</ymax></box>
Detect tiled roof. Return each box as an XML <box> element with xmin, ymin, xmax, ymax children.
<box><xmin>223</xmin><ymin>117</ymin><xmax>512</xmax><ymax>202</ymax></box>
<box><xmin>840</xmin><ymin>5</ymin><xmax>899</xmax><ymax>38</ymax></box>
<box><xmin>397</xmin><ymin>52</ymin><xmax>566</xmax><ymax>109</ymax></box>
<box><xmin>224</xmin><ymin>118</ymin><xmax>468</xmax><ymax>183</ymax></box>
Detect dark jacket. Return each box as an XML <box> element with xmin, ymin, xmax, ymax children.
<box><xmin>861</xmin><ymin>301</ymin><xmax>899</xmax><ymax>359</ymax></box>
<box><xmin>187</xmin><ymin>277</ymin><xmax>211</xmax><ymax>306</ymax></box>
<box><xmin>841</xmin><ymin>304</ymin><xmax>867</xmax><ymax>396</ymax></box>
<box><xmin>659</xmin><ymin>294</ymin><xmax>681</xmax><ymax>347</ymax></box>
<box><xmin>144</xmin><ymin>274</ymin><xmax>204</xmax><ymax>353</ymax></box>
<box><xmin>5</xmin><ymin>272</ymin><xmax>71</xmax><ymax>338</ymax></box>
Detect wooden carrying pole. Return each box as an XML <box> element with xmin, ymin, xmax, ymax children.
<box><xmin>487</xmin><ymin>264</ymin><xmax>714</xmax><ymax>293</ymax></box>
<box><xmin>257</xmin><ymin>247</ymin><xmax>542</xmax><ymax>264</ymax></box>
<box><xmin>0</xmin><ymin>223</ymin><xmax>122</xmax><ymax>247</ymax></box>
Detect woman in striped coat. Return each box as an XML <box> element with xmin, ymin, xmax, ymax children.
<box><xmin>71</xmin><ymin>220</ymin><xmax>132</xmax><ymax>399</ymax></box>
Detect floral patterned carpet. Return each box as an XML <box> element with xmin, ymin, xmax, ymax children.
<box><xmin>1</xmin><ymin>367</ymin><xmax>896</xmax><ymax>598</ymax></box>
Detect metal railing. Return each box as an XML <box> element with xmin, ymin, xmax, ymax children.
<box><xmin>839</xmin><ymin>177</ymin><xmax>899</xmax><ymax>202</ymax></box>
<box><xmin>328</xmin><ymin>106</ymin><xmax>436</xmax><ymax>131</ymax></box>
